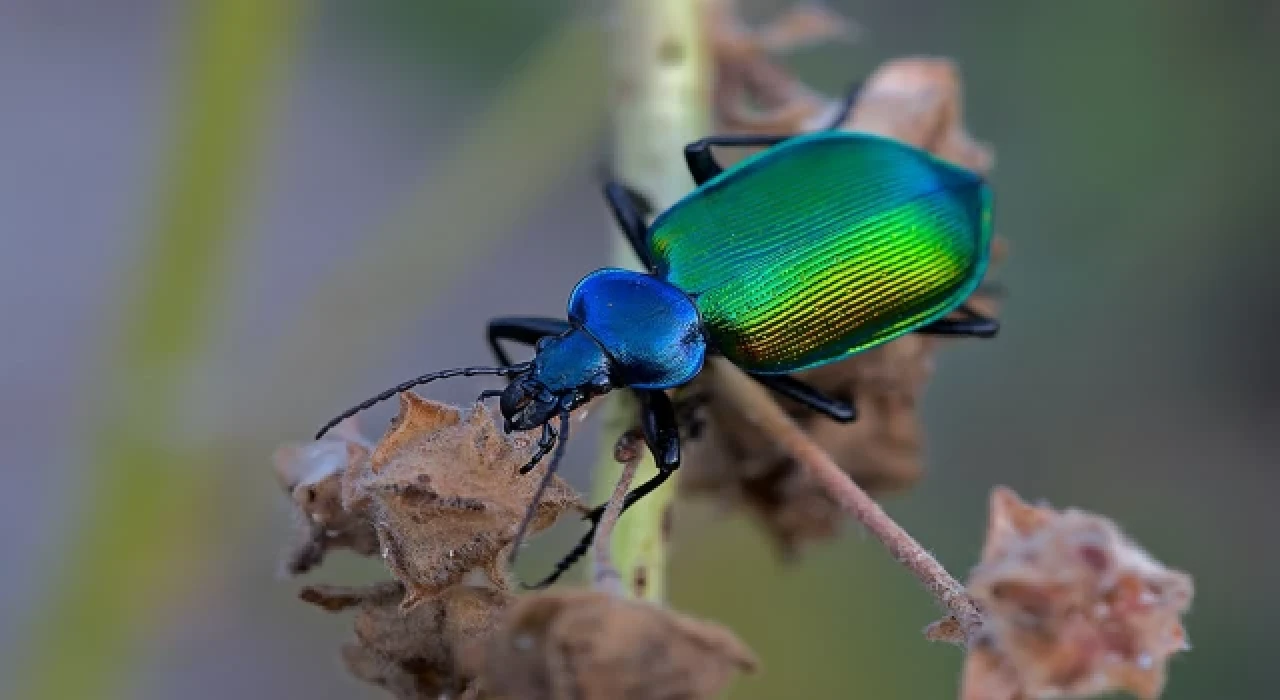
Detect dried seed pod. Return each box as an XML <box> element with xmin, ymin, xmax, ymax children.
<box><xmin>272</xmin><ymin>417</ymin><xmax>379</xmax><ymax>575</ymax></box>
<box><xmin>680</xmin><ymin>24</ymin><xmax>1008</xmax><ymax>554</ymax></box>
<box><xmin>300</xmin><ymin>581</ymin><xmax>510</xmax><ymax>700</ymax></box>
<box><xmin>956</xmin><ymin>487</ymin><xmax>1194</xmax><ymax>700</ymax></box>
<box><xmin>343</xmin><ymin>393</ymin><xmax>585</xmax><ymax>609</ymax></box>
<box><xmin>476</xmin><ymin>589</ymin><xmax>757</xmax><ymax>700</ymax></box>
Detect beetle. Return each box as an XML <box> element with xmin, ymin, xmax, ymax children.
<box><xmin>314</xmin><ymin>90</ymin><xmax>1000</xmax><ymax>588</ymax></box>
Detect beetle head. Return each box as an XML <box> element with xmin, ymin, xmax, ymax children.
<box><xmin>499</xmin><ymin>368</ymin><xmax>613</xmax><ymax>432</ymax></box>
<box><xmin>499</xmin><ymin>375</ymin><xmax>560</xmax><ymax>432</ymax></box>
<box><xmin>494</xmin><ymin>328</ymin><xmax>616</xmax><ymax>432</ymax></box>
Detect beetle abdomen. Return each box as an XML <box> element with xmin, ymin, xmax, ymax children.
<box><xmin>567</xmin><ymin>268</ymin><xmax>707</xmax><ymax>389</ymax></box>
<box><xmin>649</xmin><ymin>131</ymin><xmax>993</xmax><ymax>374</ymax></box>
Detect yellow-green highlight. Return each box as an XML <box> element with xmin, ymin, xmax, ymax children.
<box><xmin>13</xmin><ymin>1</ymin><xmax>306</xmax><ymax>698</ymax></box>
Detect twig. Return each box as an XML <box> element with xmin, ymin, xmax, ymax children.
<box><xmin>593</xmin><ymin>431</ymin><xmax>645</xmax><ymax>595</ymax></box>
<box><xmin>707</xmin><ymin>358</ymin><xmax>986</xmax><ymax>642</ymax></box>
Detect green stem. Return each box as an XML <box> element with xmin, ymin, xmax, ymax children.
<box><xmin>12</xmin><ymin>2</ymin><xmax>304</xmax><ymax>698</ymax></box>
<box><xmin>590</xmin><ymin>0</ymin><xmax>712</xmax><ymax>602</ymax></box>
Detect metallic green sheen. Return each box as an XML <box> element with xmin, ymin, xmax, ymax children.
<box><xmin>648</xmin><ymin>131</ymin><xmax>993</xmax><ymax>374</ymax></box>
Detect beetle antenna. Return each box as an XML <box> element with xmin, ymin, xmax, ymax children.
<box><xmin>314</xmin><ymin>363</ymin><xmax>529</xmax><ymax>440</ymax></box>
<box><xmin>507</xmin><ymin>410</ymin><xmax>571</xmax><ymax>574</ymax></box>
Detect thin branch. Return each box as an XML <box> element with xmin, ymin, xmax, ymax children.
<box><xmin>593</xmin><ymin>431</ymin><xmax>645</xmax><ymax>595</ymax></box>
<box><xmin>706</xmin><ymin>358</ymin><xmax>986</xmax><ymax>642</ymax></box>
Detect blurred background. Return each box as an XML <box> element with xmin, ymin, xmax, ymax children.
<box><xmin>2</xmin><ymin>0</ymin><xmax>1277</xmax><ymax>698</ymax></box>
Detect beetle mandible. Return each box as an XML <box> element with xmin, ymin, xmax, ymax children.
<box><xmin>314</xmin><ymin>89</ymin><xmax>1001</xmax><ymax>588</ymax></box>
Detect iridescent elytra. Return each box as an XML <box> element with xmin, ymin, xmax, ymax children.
<box><xmin>314</xmin><ymin>88</ymin><xmax>1000</xmax><ymax>588</ymax></box>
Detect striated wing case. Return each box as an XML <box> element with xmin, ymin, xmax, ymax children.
<box><xmin>648</xmin><ymin>131</ymin><xmax>994</xmax><ymax>374</ymax></box>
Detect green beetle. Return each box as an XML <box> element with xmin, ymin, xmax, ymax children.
<box><xmin>315</xmin><ymin>92</ymin><xmax>999</xmax><ymax>588</ymax></box>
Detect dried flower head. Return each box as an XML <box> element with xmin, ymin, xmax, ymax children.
<box><xmin>343</xmin><ymin>393</ymin><xmax>584</xmax><ymax>609</ymax></box>
<box><xmin>958</xmin><ymin>487</ymin><xmax>1194</xmax><ymax>700</ymax></box>
<box><xmin>273</xmin><ymin>417</ymin><xmax>379</xmax><ymax>575</ymax></box>
<box><xmin>681</xmin><ymin>21</ymin><xmax>1008</xmax><ymax>554</ymax></box>
<box><xmin>475</xmin><ymin>589</ymin><xmax>757</xmax><ymax>700</ymax></box>
<box><xmin>300</xmin><ymin>581</ymin><xmax>511</xmax><ymax>700</ymax></box>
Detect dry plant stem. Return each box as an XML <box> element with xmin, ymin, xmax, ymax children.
<box><xmin>592</xmin><ymin>0</ymin><xmax>711</xmax><ymax>601</ymax></box>
<box><xmin>709</xmin><ymin>358</ymin><xmax>985</xmax><ymax>641</ymax></box>
<box><xmin>593</xmin><ymin>433</ymin><xmax>644</xmax><ymax>595</ymax></box>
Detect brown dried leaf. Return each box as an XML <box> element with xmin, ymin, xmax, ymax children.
<box><xmin>475</xmin><ymin>589</ymin><xmax>757</xmax><ymax>700</ymax></box>
<box><xmin>960</xmin><ymin>487</ymin><xmax>1194</xmax><ymax>700</ymax></box>
<box><xmin>343</xmin><ymin>393</ymin><xmax>585</xmax><ymax>609</ymax></box>
<box><xmin>272</xmin><ymin>417</ymin><xmax>379</xmax><ymax>575</ymax></box>
<box><xmin>850</xmin><ymin>58</ymin><xmax>994</xmax><ymax>172</ymax></box>
<box><xmin>681</xmin><ymin>20</ymin><xmax>1009</xmax><ymax>554</ymax></box>
<box><xmin>300</xmin><ymin>581</ymin><xmax>510</xmax><ymax>700</ymax></box>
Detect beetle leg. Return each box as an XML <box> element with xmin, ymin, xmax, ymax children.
<box><xmin>509</xmin><ymin>411</ymin><xmax>574</xmax><ymax>573</ymax></box>
<box><xmin>750</xmin><ymin>373</ymin><xmax>857</xmax><ymax>423</ymax></box>
<box><xmin>683</xmin><ymin>135</ymin><xmax>793</xmax><ymax>185</ymax></box>
<box><xmin>518</xmin><ymin>421</ymin><xmax>559</xmax><ymax>475</ymax></box>
<box><xmin>681</xmin><ymin>84</ymin><xmax>864</xmax><ymax>186</ymax></box>
<box><xmin>522</xmin><ymin>389</ymin><xmax>681</xmax><ymax>590</ymax></box>
<box><xmin>584</xmin><ymin>389</ymin><xmax>681</xmax><ymax>511</ymax></box>
<box><xmin>637</xmin><ymin>389</ymin><xmax>682</xmax><ymax>469</ymax></box>
<box><xmin>487</xmin><ymin>316</ymin><xmax>573</xmax><ymax>366</ymax></box>
<box><xmin>673</xmin><ymin>390</ymin><xmax>711</xmax><ymax>440</ymax></box>
<box><xmin>592</xmin><ymin>161</ymin><xmax>656</xmax><ymax>220</ymax></box>
<box><xmin>916</xmin><ymin>305</ymin><xmax>1000</xmax><ymax>338</ymax></box>
<box><xmin>820</xmin><ymin>81</ymin><xmax>862</xmax><ymax>130</ymax></box>
<box><xmin>603</xmin><ymin>181</ymin><xmax>657</xmax><ymax>271</ymax></box>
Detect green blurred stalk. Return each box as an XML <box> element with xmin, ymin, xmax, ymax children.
<box><xmin>590</xmin><ymin>0</ymin><xmax>711</xmax><ymax>602</ymax></box>
<box><xmin>13</xmin><ymin>2</ymin><xmax>304</xmax><ymax>699</ymax></box>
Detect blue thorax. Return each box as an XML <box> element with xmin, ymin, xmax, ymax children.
<box><xmin>530</xmin><ymin>330</ymin><xmax>611</xmax><ymax>395</ymax></box>
<box><xmin>526</xmin><ymin>268</ymin><xmax>707</xmax><ymax>393</ymax></box>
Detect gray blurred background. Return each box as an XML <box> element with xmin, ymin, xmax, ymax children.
<box><xmin>2</xmin><ymin>0</ymin><xmax>1277</xmax><ymax>698</ymax></box>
